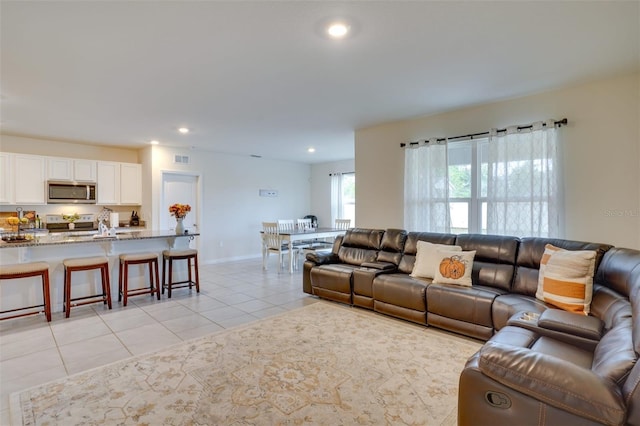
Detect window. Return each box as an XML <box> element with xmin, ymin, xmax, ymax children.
<box><xmin>404</xmin><ymin>120</ymin><xmax>561</xmax><ymax>237</ymax></box>
<box><xmin>447</xmin><ymin>139</ymin><xmax>488</xmax><ymax>234</ymax></box>
<box><xmin>331</xmin><ymin>172</ymin><xmax>355</xmax><ymax>227</ymax></box>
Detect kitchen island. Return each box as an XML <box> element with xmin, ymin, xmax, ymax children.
<box><xmin>0</xmin><ymin>230</ymin><xmax>199</xmax><ymax>316</ymax></box>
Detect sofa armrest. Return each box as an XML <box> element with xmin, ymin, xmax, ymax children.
<box><xmin>360</xmin><ymin>262</ymin><xmax>397</xmax><ymax>271</ymax></box>
<box><xmin>305</xmin><ymin>251</ymin><xmax>339</xmax><ymax>265</ymax></box>
<box><xmin>537</xmin><ymin>309</ymin><xmax>604</xmax><ymax>341</ymax></box>
<box><xmin>507</xmin><ymin>310</ymin><xmax>602</xmax><ymax>351</ymax></box>
<box><xmin>478</xmin><ymin>341</ymin><xmax>625</xmax><ymax>425</ymax></box>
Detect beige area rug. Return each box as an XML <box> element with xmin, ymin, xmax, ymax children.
<box><xmin>11</xmin><ymin>301</ymin><xmax>482</xmax><ymax>425</ymax></box>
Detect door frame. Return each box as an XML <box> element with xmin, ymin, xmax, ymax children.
<box><xmin>159</xmin><ymin>170</ymin><xmax>202</xmax><ymax>242</ymax></box>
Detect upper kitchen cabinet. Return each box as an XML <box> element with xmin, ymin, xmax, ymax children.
<box><xmin>47</xmin><ymin>157</ymin><xmax>97</xmax><ymax>182</ymax></box>
<box><xmin>14</xmin><ymin>154</ymin><xmax>46</xmax><ymax>204</ymax></box>
<box><xmin>0</xmin><ymin>153</ymin><xmax>13</xmax><ymax>204</ymax></box>
<box><xmin>97</xmin><ymin>161</ymin><xmax>141</xmax><ymax>205</ymax></box>
<box><xmin>96</xmin><ymin>161</ymin><xmax>119</xmax><ymax>205</ymax></box>
<box><xmin>119</xmin><ymin>163</ymin><xmax>142</xmax><ymax>205</ymax></box>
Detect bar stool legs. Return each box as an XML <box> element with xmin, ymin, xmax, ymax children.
<box><xmin>0</xmin><ymin>262</ymin><xmax>52</xmax><ymax>322</ymax></box>
<box><xmin>162</xmin><ymin>249</ymin><xmax>199</xmax><ymax>298</ymax></box>
<box><xmin>118</xmin><ymin>253</ymin><xmax>161</xmax><ymax>306</ymax></box>
<box><xmin>63</xmin><ymin>256</ymin><xmax>112</xmax><ymax>318</ymax></box>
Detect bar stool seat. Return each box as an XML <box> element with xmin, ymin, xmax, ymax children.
<box><xmin>162</xmin><ymin>249</ymin><xmax>200</xmax><ymax>298</ymax></box>
<box><xmin>0</xmin><ymin>262</ymin><xmax>51</xmax><ymax>322</ymax></box>
<box><xmin>118</xmin><ymin>252</ymin><xmax>161</xmax><ymax>306</ymax></box>
<box><xmin>63</xmin><ymin>256</ymin><xmax>112</xmax><ymax>318</ymax></box>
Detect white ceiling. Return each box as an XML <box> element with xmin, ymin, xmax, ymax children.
<box><xmin>1</xmin><ymin>1</ymin><xmax>638</xmax><ymax>164</ymax></box>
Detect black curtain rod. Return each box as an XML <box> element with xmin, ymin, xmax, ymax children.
<box><xmin>400</xmin><ymin>118</ymin><xmax>568</xmax><ymax>148</ymax></box>
<box><xmin>329</xmin><ymin>171</ymin><xmax>355</xmax><ymax>176</ymax></box>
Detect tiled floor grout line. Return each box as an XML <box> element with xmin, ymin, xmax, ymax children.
<box><xmin>0</xmin><ymin>258</ymin><xmax>314</xmax><ymax>424</ymax></box>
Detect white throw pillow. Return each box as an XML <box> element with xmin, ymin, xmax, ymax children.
<box><xmin>535</xmin><ymin>244</ymin><xmax>597</xmax><ymax>315</ymax></box>
<box><xmin>433</xmin><ymin>250</ymin><xmax>476</xmax><ymax>287</ymax></box>
<box><xmin>410</xmin><ymin>241</ymin><xmax>462</xmax><ymax>279</ymax></box>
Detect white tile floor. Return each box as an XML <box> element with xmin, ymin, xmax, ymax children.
<box><xmin>0</xmin><ymin>257</ymin><xmax>318</xmax><ymax>425</ymax></box>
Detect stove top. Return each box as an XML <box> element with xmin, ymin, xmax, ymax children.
<box><xmin>45</xmin><ymin>214</ymin><xmax>97</xmax><ymax>233</ymax></box>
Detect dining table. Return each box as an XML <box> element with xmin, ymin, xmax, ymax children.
<box><xmin>262</xmin><ymin>227</ymin><xmax>347</xmax><ymax>273</ymax></box>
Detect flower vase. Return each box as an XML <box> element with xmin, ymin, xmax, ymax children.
<box><xmin>175</xmin><ymin>217</ymin><xmax>185</xmax><ymax>235</ymax></box>
<box><xmin>68</xmin><ymin>223</ymin><xmax>75</xmax><ymax>230</ymax></box>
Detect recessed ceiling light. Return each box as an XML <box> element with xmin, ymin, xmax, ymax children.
<box><xmin>150</xmin><ymin>140</ymin><xmax>159</xmax><ymax>145</ymax></box>
<box><xmin>327</xmin><ymin>22</ymin><xmax>349</xmax><ymax>38</ymax></box>
<box><xmin>178</xmin><ymin>127</ymin><xmax>190</xmax><ymax>134</ymax></box>
<box><xmin>308</xmin><ymin>147</ymin><xmax>316</xmax><ymax>153</ymax></box>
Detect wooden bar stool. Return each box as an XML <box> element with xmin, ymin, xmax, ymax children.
<box><xmin>63</xmin><ymin>256</ymin><xmax>112</xmax><ymax>318</ymax></box>
<box><xmin>118</xmin><ymin>252</ymin><xmax>161</xmax><ymax>306</ymax></box>
<box><xmin>0</xmin><ymin>262</ymin><xmax>52</xmax><ymax>322</ymax></box>
<box><xmin>162</xmin><ymin>249</ymin><xmax>199</xmax><ymax>298</ymax></box>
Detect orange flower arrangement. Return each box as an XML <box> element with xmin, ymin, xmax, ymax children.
<box><xmin>169</xmin><ymin>203</ymin><xmax>191</xmax><ymax>219</ymax></box>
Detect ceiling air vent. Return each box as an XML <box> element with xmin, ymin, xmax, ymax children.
<box><xmin>174</xmin><ymin>154</ymin><xmax>190</xmax><ymax>164</ymax></box>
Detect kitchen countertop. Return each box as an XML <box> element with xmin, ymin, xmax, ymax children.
<box><xmin>0</xmin><ymin>230</ymin><xmax>199</xmax><ymax>248</ymax></box>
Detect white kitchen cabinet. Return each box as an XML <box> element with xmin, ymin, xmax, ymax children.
<box><xmin>0</xmin><ymin>153</ymin><xmax>13</xmax><ymax>204</ymax></box>
<box><xmin>47</xmin><ymin>157</ymin><xmax>72</xmax><ymax>181</ymax></box>
<box><xmin>73</xmin><ymin>159</ymin><xmax>97</xmax><ymax>181</ymax></box>
<box><xmin>96</xmin><ymin>161</ymin><xmax>120</xmax><ymax>205</ymax></box>
<box><xmin>14</xmin><ymin>154</ymin><xmax>46</xmax><ymax>204</ymax></box>
<box><xmin>97</xmin><ymin>161</ymin><xmax>141</xmax><ymax>205</ymax></box>
<box><xmin>47</xmin><ymin>157</ymin><xmax>96</xmax><ymax>182</ymax></box>
<box><xmin>119</xmin><ymin>163</ymin><xmax>142</xmax><ymax>205</ymax></box>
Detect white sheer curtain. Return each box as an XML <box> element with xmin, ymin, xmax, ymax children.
<box><xmin>486</xmin><ymin>120</ymin><xmax>562</xmax><ymax>237</ymax></box>
<box><xmin>330</xmin><ymin>173</ymin><xmax>343</xmax><ymax>224</ymax></box>
<box><xmin>404</xmin><ymin>138</ymin><xmax>451</xmax><ymax>232</ymax></box>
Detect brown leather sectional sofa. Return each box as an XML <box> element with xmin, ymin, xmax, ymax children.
<box><xmin>302</xmin><ymin>228</ymin><xmax>640</xmax><ymax>425</ymax></box>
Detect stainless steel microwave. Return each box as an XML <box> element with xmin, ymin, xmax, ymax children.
<box><xmin>47</xmin><ymin>181</ymin><xmax>97</xmax><ymax>204</ymax></box>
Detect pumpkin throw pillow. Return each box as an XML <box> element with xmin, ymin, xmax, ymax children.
<box><xmin>535</xmin><ymin>244</ymin><xmax>597</xmax><ymax>315</ymax></box>
<box><xmin>410</xmin><ymin>241</ymin><xmax>462</xmax><ymax>279</ymax></box>
<box><xmin>433</xmin><ymin>250</ymin><xmax>476</xmax><ymax>287</ymax></box>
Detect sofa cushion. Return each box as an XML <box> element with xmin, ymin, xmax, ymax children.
<box><xmin>376</xmin><ymin>229</ymin><xmax>407</xmax><ymax>265</ymax></box>
<box><xmin>454</xmin><ymin>234</ymin><xmax>519</xmax><ymax>292</ymax></box>
<box><xmin>514</xmin><ymin>237</ymin><xmax>612</xmax><ymax>297</ymax></box>
<box><xmin>310</xmin><ymin>264</ymin><xmax>358</xmax><ymax>295</ymax></box>
<box><xmin>337</xmin><ymin>228</ymin><xmax>384</xmax><ymax>266</ymax></box>
<box><xmin>398</xmin><ymin>232</ymin><xmax>457</xmax><ymax>274</ymax></box>
<box><xmin>535</xmin><ymin>244</ymin><xmax>597</xmax><ymax>315</ymax></box>
<box><xmin>592</xmin><ymin>320</ymin><xmax>636</xmax><ymax>386</ymax></box>
<box><xmin>595</xmin><ymin>247</ymin><xmax>640</xmax><ymax>300</ymax></box>
<box><xmin>427</xmin><ymin>284</ymin><xmax>504</xmax><ymax>328</ymax></box>
<box><xmin>372</xmin><ymin>273</ymin><xmax>428</xmax><ymax>312</ymax></box>
<box><xmin>410</xmin><ymin>241</ymin><xmax>462</xmax><ymax>279</ymax></box>
<box><xmin>433</xmin><ymin>250</ymin><xmax>476</xmax><ymax>286</ymax></box>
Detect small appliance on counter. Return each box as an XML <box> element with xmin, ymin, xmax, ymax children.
<box><xmin>130</xmin><ymin>211</ymin><xmax>140</xmax><ymax>226</ymax></box>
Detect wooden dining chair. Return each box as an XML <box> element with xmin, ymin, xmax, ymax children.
<box><xmin>277</xmin><ymin>219</ymin><xmax>295</xmax><ymax>232</ymax></box>
<box><xmin>280</xmin><ymin>219</ymin><xmax>312</xmax><ymax>251</ymax></box>
<box><xmin>296</xmin><ymin>218</ymin><xmax>313</xmax><ymax>231</ymax></box>
<box><xmin>313</xmin><ymin>218</ymin><xmax>351</xmax><ymax>250</ymax></box>
<box><xmin>262</xmin><ymin>221</ymin><xmax>298</xmax><ymax>273</ymax></box>
<box><xmin>335</xmin><ymin>218</ymin><xmax>351</xmax><ymax>230</ymax></box>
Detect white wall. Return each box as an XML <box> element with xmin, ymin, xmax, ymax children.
<box><xmin>0</xmin><ymin>134</ymin><xmax>139</xmax><ymax>163</ymax></box>
<box><xmin>309</xmin><ymin>159</ymin><xmax>355</xmax><ymax>228</ymax></box>
<box><xmin>146</xmin><ymin>146</ymin><xmax>312</xmax><ymax>264</ymax></box>
<box><xmin>355</xmin><ymin>72</ymin><xmax>640</xmax><ymax>249</ymax></box>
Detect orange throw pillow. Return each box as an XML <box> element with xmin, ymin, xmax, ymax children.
<box><xmin>536</xmin><ymin>244</ymin><xmax>597</xmax><ymax>315</ymax></box>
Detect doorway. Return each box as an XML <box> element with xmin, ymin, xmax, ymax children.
<box><xmin>160</xmin><ymin>172</ymin><xmax>200</xmax><ymax>234</ymax></box>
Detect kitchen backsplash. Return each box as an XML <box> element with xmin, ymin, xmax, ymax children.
<box><xmin>0</xmin><ymin>204</ymin><xmax>145</xmax><ymax>227</ymax></box>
